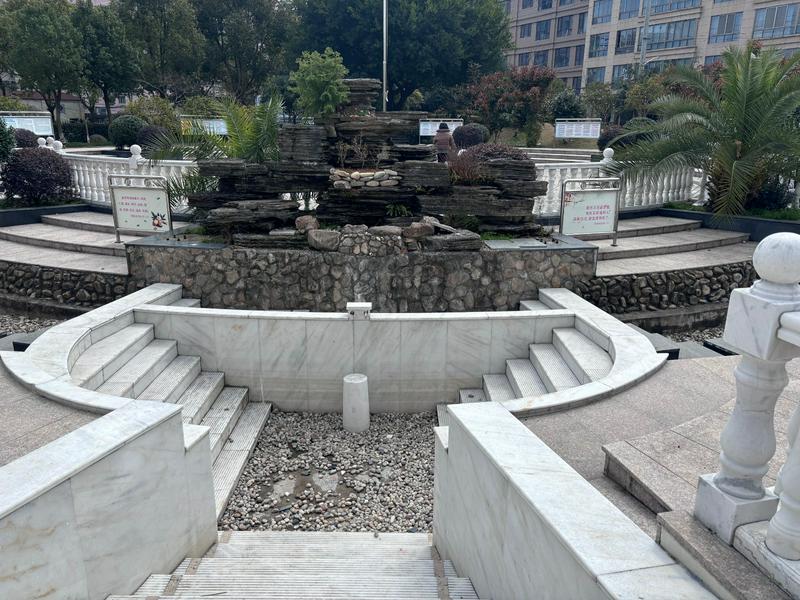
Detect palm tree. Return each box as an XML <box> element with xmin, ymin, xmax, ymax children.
<box><xmin>608</xmin><ymin>48</ymin><xmax>800</xmax><ymax>215</ymax></box>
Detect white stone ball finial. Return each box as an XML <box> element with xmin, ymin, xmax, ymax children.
<box><xmin>753</xmin><ymin>232</ymin><xmax>800</xmax><ymax>284</ymax></box>
<box><xmin>37</xmin><ymin>137</ymin><xmax>46</xmax><ymax>148</ymax></box>
<box><xmin>601</xmin><ymin>147</ymin><xmax>614</xmax><ymax>163</ymax></box>
<box><xmin>130</xmin><ymin>144</ymin><xmax>142</xmax><ymax>157</ymax></box>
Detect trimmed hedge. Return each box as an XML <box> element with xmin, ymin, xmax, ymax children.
<box><xmin>62</xmin><ymin>121</ymin><xmax>87</xmax><ymax>143</ymax></box>
<box><xmin>109</xmin><ymin>114</ymin><xmax>147</xmax><ymax>149</ymax></box>
<box><xmin>13</xmin><ymin>128</ymin><xmax>39</xmax><ymax>148</ymax></box>
<box><xmin>453</xmin><ymin>123</ymin><xmax>489</xmax><ymax>149</ymax></box>
<box><xmin>3</xmin><ymin>148</ymin><xmax>73</xmax><ymax>205</ymax></box>
<box><xmin>0</xmin><ymin>121</ymin><xmax>14</xmax><ymax>164</ymax></box>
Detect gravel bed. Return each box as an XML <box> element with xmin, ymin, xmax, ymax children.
<box><xmin>668</xmin><ymin>326</ymin><xmax>724</xmax><ymax>343</ymax></box>
<box><xmin>220</xmin><ymin>411</ymin><xmax>435</xmax><ymax>533</ymax></box>
<box><xmin>0</xmin><ymin>312</ymin><xmax>61</xmax><ymax>335</ymax></box>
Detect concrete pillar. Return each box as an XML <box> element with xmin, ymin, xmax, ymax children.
<box><xmin>343</xmin><ymin>373</ymin><xmax>369</xmax><ymax>433</ymax></box>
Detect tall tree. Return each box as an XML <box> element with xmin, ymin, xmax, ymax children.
<box><xmin>193</xmin><ymin>0</ymin><xmax>294</xmax><ymax>104</ymax></box>
<box><xmin>73</xmin><ymin>1</ymin><xmax>138</xmax><ymax>125</ymax></box>
<box><xmin>114</xmin><ymin>0</ymin><xmax>204</xmax><ymax>98</ymax></box>
<box><xmin>5</xmin><ymin>0</ymin><xmax>85</xmax><ymax>139</ymax></box>
<box><xmin>294</xmin><ymin>0</ymin><xmax>510</xmax><ymax>110</ymax></box>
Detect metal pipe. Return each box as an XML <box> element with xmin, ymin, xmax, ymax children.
<box><xmin>383</xmin><ymin>0</ymin><xmax>388</xmax><ymax>112</ymax></box>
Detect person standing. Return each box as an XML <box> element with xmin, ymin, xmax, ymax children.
<box><xmin>433</xmin><ymin>123</ymin><xmax>456</xmax><ymax>163</ymax></box>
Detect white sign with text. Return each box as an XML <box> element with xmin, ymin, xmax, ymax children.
<box><xmin>0</xmin><ymin>114</ymin><xmax>54</xmax><ymax>136</ymax></box>
<box><xmin>419</xmin><ymin>119</ymin><xmax>464</xmax><ymax>137</ymax></box>
<box><xmin>560</xmin><ymin>181</ymin><xmax>620</xmax><ymax>237</ymax></box>
<box><xmin>555</xmin><ymin>119</ymin><xmax>602</xmax><ymax>139</ymax></box>
<box><xmin>110</xmin><ymin>185</ymin><xmax>172</xmax><ymax>234</ymax></box>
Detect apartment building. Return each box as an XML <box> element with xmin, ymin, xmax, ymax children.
<box><xmin>503</xmin><ymin>0</ymin><xmax>800</xmax><ymax>87</ymax></box>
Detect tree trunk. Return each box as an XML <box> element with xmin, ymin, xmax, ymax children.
<box><xmin>103</xmin><ymin>89</ymin><xmax>113</xmax><ymax>127</ymax></box>
<box><xmin>53</xmin><ymin>90</ymin><xmax>63</xmax><ymax>141</ymax></box>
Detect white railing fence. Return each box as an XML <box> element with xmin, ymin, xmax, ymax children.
<box><xmin>41</xmin><ymin>138</ymin><xmax>195</xmax><ymax>209</ymax></box>
<box><xmin>694</xmin><ymin>232</ymin><xmax>800</xmax><ymax>563</ymax></box>
<box><xmin>535</xmin><ymin>148</ymin><xmax>695</xmax><ymax>216</ymax></box>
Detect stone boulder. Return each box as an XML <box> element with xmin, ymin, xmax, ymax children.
<box><xmin>403</xmin><ymin>222</ymin><xmax>435</xmax><ymax>240</ymax></box>
<box><xmin>308</xmin><ymin>229</ymin><xmax>341</xmax><ymax>252</ymax></box>
<box><xmin>295</xmin><ymin>215</ymin><xmax>320</xmax><ymax>233</ymax></box>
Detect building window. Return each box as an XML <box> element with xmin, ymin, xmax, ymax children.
<box><xmin>616</xmin><ymin>28</ymin><xmax>637</xmax><ymax>53</ymax></box>
<box><xmin>753</xmin><ymin>4</ymin><xmax>800</xmax><ymax>39</ymax></box>
<box><xmin>577</xmin><ymin>12</ymin><xmax>587</xmax><ymax>34</ymax></box>
<box><xmin>560</xmin><ymin>0</ymin><xmax>576</xmax><ymax>5</ymax></box>
<box><xmin>709</xmin><ymin>12</ymin><xmax>742</xmax><ymax>43</ymax></box>
<box><xmin>612</xmin><ymin>64</ymin><xmax>632</xmax><ymax>83</ymax></box>
<box><xmin>646</xmin><ymin>57</ymin><xmax>693</xmax><ymax>73</ymax></box>
<box><xmin>589</xmin><ymin>32</ymin><xmax>609</xmax><ymax>57</ymax></box>
<box><xmin>593</xmin><ymin>0</ymin><xmax>612</xmax><ymax>23</ymax></box>
<box><xmin>650</xmin><ymin>0</ymin><xmax>701</xmax><ymax>15</ymax></box>
<box><xmin>539</xmin><ymin>0</ymin><xmax>553</xmax><ymax>9</ymax></box>
<box><xmin>572</xmin><ymin>76</ymin><xmax>583</xmax><ymax>94</ymax></box>
<box><xmin>520</xmin><ymin>23</ymin><xmax>533</xmax><ymax>38</ymax></box>
<box><xmin>522</xmin><ymin>0</ymin><xmax>534</xmax><ymax>8</ymax></box>
<box><xmin>714</xmin><ymin>0</ymin><xmax>734</xmax><ymax>3</ymax></box>
<box><xmin>557</xmin><ymin>15</ymin><xmax>573</xmax><ymax>37</ymax></box>
<box><xmin>619</xmin><ymin>0</ymin><xmax>640</xmax><ymax>19</ymax></box>
<box><xmin>504</xmin><ymin>0</ymin><xmax>513</xmax><ymax>13</ymax></box>
<box><xmin>784</xmin><ymin>47</ymin><xmax>800</xmax><ymax>58</ymax></box>
<box><xmin>574</xmin><ymin>44</ymin><xmax>585</xmax><ymax>65</ymax></box>
<box><xmin>704</xmin><ymin>55</ymin><xmax>722</xmax><ymax>65</ymax></box>
<box><xmin>643</xmin><ymin>19</ymin><xmax>697</xmax><ymax>50</ymax></box>
<box><xmin>518</xmin><ymin>52</ymin><xmax>531</xmax><ymax>66</ymax></box>
<box><xmin>554</xmin><ymin>46</ymin><xmax>571</xmax><ymax>67</ymax></box>
<box><xmin>587</xmin><ymin>67</ymin><xmax>606</xmax><ymax>84</ymax></box>
<box><xmin>536</xmin><ymin>19</ymin><xmax>551</xmax><ymax>40</ymax></box>
<box><xmin>534</xmin><ymin>50</ymin><xmax>550</xmax><ymax>66</ymax></box>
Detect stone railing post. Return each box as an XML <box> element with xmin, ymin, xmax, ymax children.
<box><xmin>768</xmin><ymin>404</ymin><xmax>800</xmax><ymax>558</ymax></box>
<box><xmin>128</xmin><ymin>144</ymin><xmax>143</xmax><ymax>172</ymax></box>
<box><xmin>695</xmin><ymin>233</ymin><xmax>800</xmax><ymax>543</ymax></box>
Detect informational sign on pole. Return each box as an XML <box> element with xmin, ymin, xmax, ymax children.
<box><xmin>560</xmin><ymin>178</ymin><xmax>622</xmax><ymax>245</ymax></box>
<box><xmin>108</xmin><ymin>175</ymin><xmax>173</xmax><ymax>242</ymax></box>
<box><xmin>554</xmin><ymin>118</ymin><xmax>602</xmax><ymax>139</ymax></box>
<box><xmin>419</xmin><ymin>119</ymin><xmax>464</xmax><ymax>139</ymax></box>
<box><xmin>0</xmin><ymin>112</ymin><xmax>54</xmax><ymax>136</ymax></box>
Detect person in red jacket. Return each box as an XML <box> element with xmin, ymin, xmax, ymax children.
<box><xmin>432</xmin><ymin>123</ymin><xmax>456</xmax><ymax>163</ymax></box>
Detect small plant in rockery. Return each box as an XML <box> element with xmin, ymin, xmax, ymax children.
<box><xmin>109</xmin><ymin>114</ymin><xmax>147</xmax><ymax>149</ymax></box>
<box><xmin>443</xmin><ymin>213</ymin><xmax>482</xmax><ymax>232</ymax></box>
<box><xmin>448</xmin><ymin>151</ymin><xmax>487</xmax><ymax>185</ymax></box>
<box><xmin>386</xmin><ymin>203</ymin><xmax>412</xmax><ymax>218</ymax></box>
<box><xmin>349</xmin><ymin>134</ymin><xmax>371</xmax><ymax>169</ymax></box>
<box><xmin>2</xmin><ymin>148</ymin><xmax>73</xmax><ymax>206</ymax></box>
<box><xmin>452</xmin><ymin>123</ymin><xmax>489</xmax><ymax>149</ymax></box>
<box><xmin>289</xmin><ymin>47</ymin><xmax>350</xmax><ymax>118</ymax></box>
<box><xmin>13</xmin><ymin>128</ymin><xmax>39</xmax><ymax>148</ymax></box>
<box><xmin>335</xmin><ymin>140</ymin><xmax>350</xmax><ymax>168</ymax></box>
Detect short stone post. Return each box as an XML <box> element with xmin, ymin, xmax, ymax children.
<box><xmin>694</xmin><ymin>233</ymin><xmax>800</xmax><ymax>543</ymax></box>
<box><xmin>128</xmin><ymin>144</ymin><xmax>143</xmax><ymax>171</ymax></box>
<box><xmin>343</xmin><ymin>374</ymin><xmax>369</xmax><ymax>433</ymax></box>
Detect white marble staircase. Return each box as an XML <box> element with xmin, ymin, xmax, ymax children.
<box><xmin>110</xmin><ymin>532</ymin><xmax>479</xmax><ymax>600</ymax></box>
<box><xmin>69</xmin><ymin>294</ymin><xmax>270</xmax><ymax>518</ymax></box>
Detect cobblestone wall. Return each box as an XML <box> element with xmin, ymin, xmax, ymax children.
<box><xmin>0</xmin><ymin>260</ymin><xmax>134</xmax><ymax>307</ymax></box>
<box><xmin>576</xmin><ymin>261</ymin><xmax>756</xmax><ymax>314</ymax></box>
<box><xmin>128</xmin><ymin>245</ymin><xmax>596</xmax><ymax>312</ymax></box>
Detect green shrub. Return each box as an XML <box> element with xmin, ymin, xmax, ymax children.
<box><xmin>0</xmin><ymin>96</ymin><xmax>29</xmax><ymax>112</ymax></box>
<box><xmin>180</xmin><ymin>96</ymin><xmax>222</xmax><ymax>117</ymax></box>
<box><xmin>0</xmin><ymin>121</ymin><xmax>14</xmax><ymax>164</ymax></box>
<box><xmin>597</xmin><ymin>125</ymin><xmax>624</xmax><ymax>151</ymax></box>
<box><xmin>89</xmin><ymin>134</ymin><xmax>108</xmax><ymax>145</ymax></box>
<box><xmin>62</xmin><ymin>121</ymin><xmax>87</xmax><ymax>143</ymax></box>
<box><xmin>462</xmin><ymin>143</ymin><xmax>529</xmax><ymax>162</ymax></box>
<box><xmin>126</xmin><ymin>96</ymin><xmax>180</xmax><ymax>133</ymax></box>
<box><xmin>749</xmin><ymin>176</ymin><xmax>794</xmax><ymax>212</ymax></box>
<box><xmin>13</xmin><ymin>128</ymin><xmax>39</xmax><ymax>148</ymax></box>
<box><xmin>452</xmin><ymin>124</ymin><xmax>489</xmax><ymax>149</ymax></box>
<box><xmin>109</xmin><ymin>114</ymin><xmax>147</xmax><ymax>149</ymax></box>
<box><xmin>87</xmin><ymin>122</ymin><xmax>109</xmax><ymax>139</ymax></box>
<box><xmin>546</xmin><ymin>89</ymin><xmax>585</xmax><ymax>120</ymax></box>
<box><xmin>3</xmin><ymin>148</ymin><xmax>73</xmax><ymax>205</ymax></box>
<box><xmin>289</xmin><ymin>48</ymin><xmax>350</xmax><ymax>117</ymax></box>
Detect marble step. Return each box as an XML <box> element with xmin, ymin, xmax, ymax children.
<box><xmin>458</xmin><ymin>388</ymin><xmax>486</xmax><ymax>403</ymax></box>
<box><xmin>138</xmin><ymin>355</ymin><xmax>202</xmax><ymax>403</ymax></box>
<box><xmin>213</xmin><ymin>402</ymin><xmax>272</xmax><ymax>518</ymax></box>
<box><xmin>164</xmin><ymin>557</ymin><xmax>437</xmax><ymax>576</ymax></box>
<box><xmin>529</xmin><ymin>343</ymin><xmax>580</xmax><ymax>392</ymax></box>
<box><xmin>569</xmin><ymin>216</ymin><xmax>702</xmax><ymax>241</ymax></box>
<box><xmin>96</xmin><ymin>339</ymin><xmax>177</xmax><ymax>398</ymax></box>
<box><xmin>594</xmin><ymin>229</ymin><xmax>750</xmax><ymax>261</ymax></box>
<box><xmin>436</xmin><ymin>403</ymin><xmax>449</xmax><ymax>427</ymax></box>
<box><xmin>201</xmin><ymin>387</ymin><xmax>249</xmax><ymax>461</ymax></box>
<box><xmin>71</xmin><ymin>323</ymin><xmax>154</xmax><ymax>387</ymax></box>
<box><xmin>178</xmin><ymin>371</ymin><xmax>226</xmax><ymax>424</ymax></box>
<box><xmin>552</xmin><ymin>328</ymin><xmax>612</xmax><ymax>384</ymax></box>
<box><xmin>42</xmin><ymin>211</ymin><xmax>130</xmax><ymax>235</ymax></box>
<box><xmin>448</xmin><ymin>577</ymin><xmax>480</xmax><ymax>599</ymax></box>
<box><xmin>519</xmin><ymin>299</ymin><xmax>550</xmax><ymax>311</ymax></box>
<box><xmin>482</xmin><ymin>374</ymin><xmax>515</xmax><ymax>402</ymax></box>
<box><xmin>216</xmin><ymin>531</ymin><xmax>432</xmax><ymax>546</ymax></box>
<box><xmin>0</xmin><ymin>222</ymin><xmax>137</xmax><ymax>256</ymax></box>
<box><xmin>505</xmin><ymin>359</ymin><xmax>548</xmax><ymax>398</ymax></box>
<box><xmin>0</xmin><ymin>238</ymin><xmax>128</xmax><ymax>275</ymax></box>
<box><xmin>171</xmin><ymin>297</ymin><xmax>202</xmax><ymax>308</ymax></box>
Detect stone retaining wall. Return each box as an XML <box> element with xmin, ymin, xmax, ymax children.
<box><xmin>127</xmin><ymin>244</ymin><xmax>595</xmax><ymax>312</ymax></box>
<box><xmin>577</xmin><ymin>261</ymin><xmax>756</xmax><ymax>314</ymax></box>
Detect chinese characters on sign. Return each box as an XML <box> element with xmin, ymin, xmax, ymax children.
<box><xmin>554</xmin><ymin>119</ymin><xmax>602</xmax><ymax>140</ymax></box>
<box><xmin>419</xmin><ymin>119</ymin><xmax>464</xmax><ymax>137</ymax></box>
<box><xmin>560</xmin><ymin>182</ymin><xmax>620</xmax><ymax>237</ymax></box>
<box><xmin>0</xmin><ymin>114</ymin><xmax>54</xmax><ymax>136</ymax></box>
<box><xmin>110</xmin><ymin>185</ymin><xmax>172</xmax><ymax>234</ymax></box>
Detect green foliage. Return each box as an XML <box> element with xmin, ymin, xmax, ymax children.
<box><xmin>289</xmin><ymin>48</ymin><xmax>349</xmax><ymax>117</ymax></box>
<box><xmin>62</xmin><ymin>121</ymin><xmax>88</xmax><ymax>143</ymax></box>
<box><xmin>0</xmin><ymin>121</ymin><xmax>14</xmax><ymax>163</ymax></box>
<box><xmin>386</xmin><ymin>203</ymin><xmax>411</xmax><ymax>218</ymax></box>
<box><xmin>88</xmin><ymin>133</ymin><xmax>108</xmax><ymax>145</ymax></box>
<box><xmin>597</xmin><ymin>124</ymin><xmax>625</xmax><ymax>151</ymax></box>
<box><xmin>0</xmin><ymin>96</ymin><xmax>28</xmax><ymax>111</ymax></box>
<box><xmin>480</xmin><ymin>231</ymin><xmax>514</xmax><ymax>240</ymax></box>
<box><xmin>610</xmin><ymin>48</ymin><xmax>800</xmax><ymax>216</ymax></box>
<box><xmin>294</xmin><ymin>0</ymin><xmax>510</xmax><ymax>110</ymax></box>
<box><xmin>181</xmin><ymin>96</ymin><xmax>222</xmax><ymax>117</ymax></box>
<box><xmin>3</xmin><ymin>147</ymin><xmax>73</xmax><ymax>205</ymax></box>
<box><xmin>624</xmin><ymin>76</ymin><xmax>666</xmax><ymax>117</ymax></box>
<box><xmin>452</xmin><ymin>123</ymin><xmax>489</xmax><ymax>149</ymax></box>
<box><xmin>748</xmin><ymin>207</ymin><xmax>800</xmax><ymax>221</ymax></box>
<box><xmin>193</xmin><ymin>0</ymin><xmax>295</xmax><ymax>103</ymax></box>
<box><xmin>13</xmin><ymin>128</ymin><xmax>38</xmax><ymax>148</ymax></box>
<box><xmin>581</xmin><ymin>83</ymin><xmax>618</xmax><ymax>123</ymax></box>
<box><xmin>462</xmin><ymin>143</ymin><xmax>529</xmax><ymax>162</ymax></box>
<box><xmin>546</xmin><ymin>89</ymin><xmax>586</xmax><ymax>120</ymax></box>
<box><xmin>109</xmin><ymin>114</ymin><xmax>147</xmax><ymax>148</ymax></box>
<box><xmin>3</xmin><ymin>0</ymin><xmax>85</xmax><ymax>139</ymax></box>
<box><xmin>748</xmin><ymin>176</ymin><xmax>794</xmax><ymax>212</ymax></box>
<box><xmin>126</xmin><ymin>96</ymin><xmax>180</xmax><ymax>133</ymax></box>
<box><xmin>72</xmin><ymin>1</ymin><xmax>138</xmax><ymax>123</ymax></box>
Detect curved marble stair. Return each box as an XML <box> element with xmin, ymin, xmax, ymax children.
<box><xmin>111</xmin><ymin>532</ymin><xmax>479</xmax><ymax>600</ymax></box>
<box><xmin>68</xmin><ymin>296</ymin><xmax>269</xmax><ymax>519</ymax></box>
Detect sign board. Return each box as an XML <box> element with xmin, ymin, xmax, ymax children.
<box><xmin>0</xmin><ymin>113</ymin><xmax>54</xmax><ymax>136</ymax></box>
<box><xmin>180</xmin><ymin>116</ymin><xmax>227</xmax><ymax>136</ymax></box>
<box><xmin>109</xmin><ymin>176</ymin><xmax>173</xmax><ymax>241</ymax></box>
<box><xmin>419</xmin><ymin>119</ymin><xmax>464</xmax><ymax>137</ymax></box>
<box><xmin>555</xmin><ymin>119</ymin><xmax>602</xmax><ymax>140</ymax></box>
<box><xmin>560</xmin><ymin>178</ymin><xmax>621</xmax><ymax>240</ymax></box>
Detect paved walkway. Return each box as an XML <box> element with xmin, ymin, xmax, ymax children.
<box><xmin>0</xmin><ymin>361</ymin><xmax>95</xmax><ymax>467</ymax></box>
<box><xmin>522</xmin><ymin>355</ymin><xmax>748</xmax><ymax>536</ymax></box>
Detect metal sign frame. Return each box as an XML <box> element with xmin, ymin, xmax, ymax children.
<box><xmin>108</xmin><ymin>174</ymin><xmax>174</xmax><ymax>243</ymax></box>
<box><xmin>554</xmin><ymin>118</ymin><xmax>603</xmax><ymax>140</ymax></box>
<box><xmin>560</xmin><ymin>177</ymin><xmax>622</xmax><ymax>246</ymax></box>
